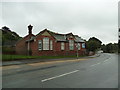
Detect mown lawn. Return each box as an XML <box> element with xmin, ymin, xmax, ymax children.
<box><xmin>2</xmin><ymin>55</ymin><xmax>37</xmax><ymax>61</ymax></box>
<box><xmin>2</xmin><ymin>54</ymin><xmax>86</xmax><ymax>61</ymax></box>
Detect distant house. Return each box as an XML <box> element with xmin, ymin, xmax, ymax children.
<box><xmin>15</xmin><ymin>25</ymin><xmax>86</xmax><ymax>56</ymax></box>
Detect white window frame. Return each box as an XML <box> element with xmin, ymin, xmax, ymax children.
<box><xmin>69</xmin><ymin>40</ymin><xmax>74</xmax><ymax>50</ymax></box>
<box><xmin>50</xmin><ymin>40</ymin><xmax>53</xmax><ymax>50</ymax></box>
<box><xmin>38</xmin><ymin>40</ymin><xmax>42</xmax><ymax>50</ymax></box>
<box><xmin>78</xmin><ymin>43</ymin><xmax>81</xmax><ymax>50</ymax></box>
<box><xmin>82</xmin><ymin>43</ymin><xmax>85</xmax><ymax>48</ymax></box>
<box><xmin>61</xmin><ymin>42</ymin><xmax>64</xmax><ymax>50</ymax></box>
<box><xmin>43</xmin><ymin>37</ymin><xmax>49</xmax><ymax>50</ymax></box>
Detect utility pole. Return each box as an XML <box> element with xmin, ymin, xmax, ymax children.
<box><xmin>28</xmin><ymin>41</ymin><xmax>30</xmax><ymax>56</ymax></box>
<box><xmin>77</xmin><ymin>47</ymin><xmax>78</xmax><ymax>59</ymax></box>
<box><xmin>76</xmin><ymin>43</ymin><xmax>79</xmax><ymax>59</ymax></box>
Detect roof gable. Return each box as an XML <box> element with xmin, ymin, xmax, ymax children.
<box><xmin>41</xmin><ymin>30</ymin><xmax>51</xmax><ymax>36</ymax></box>
<box><xmin>52</xmin><ymin>33</ymin><xmax>66</xmax><ymax>41</ymax></box>
<box><xmin>74</xmin><ymin>35</ymin><xmax>85</xmax><ymax>42</ymax></box>
<box><xmin>16</xmin><ymin>34</ymin><xmax>35</xmax><ymax>44</ymax></box>
<box><xmin>34</xmin><ymin>29</ymin><xmax>85</xmax><ymax>42</ymax></box>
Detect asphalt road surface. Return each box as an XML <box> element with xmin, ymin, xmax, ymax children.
<box><xmin>2</xmin><ymin>53</ymin><xmax>118</xmax><ymax>88</ymax></box>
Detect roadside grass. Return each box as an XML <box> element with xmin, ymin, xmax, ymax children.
<box><xmin>2</xmin><ymin>54</ymin><xmax>86</xmax><ymax>61</ymax></box>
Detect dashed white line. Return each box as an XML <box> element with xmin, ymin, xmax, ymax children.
<box><xmin>103</xmin><ymin>60</ymin><xmax>109</xmax><ymax>63</ymax></box>
<box><xmin>90</xmin><ymin>63</ymin><xmax>101</xmax><ymax>67</ymax></box>
<box><xmin>41</xmin><ymin>59</ymin><xmax>110</xmax><ymax>82</ymax></box>
<box><xmin>41</xmin><ymin>70</ymin><xmax>79</xmax><ymax>82</ymax></box>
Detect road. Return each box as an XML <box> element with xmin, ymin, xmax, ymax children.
<box><xmin>2</xmin><ymin>53</ymin><xmax>118</xmax><ymax>88</ymax></box>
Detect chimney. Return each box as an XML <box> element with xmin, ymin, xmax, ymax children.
<box><xmin>28</xmin><ymin>24</ymin><xmax>33</xmax><ymax>35</ymax></box>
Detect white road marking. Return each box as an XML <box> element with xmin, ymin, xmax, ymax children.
<box><xmin>16</xmin><ymin>70</ymin><xmax>22</xmax><ymax>72</ymax></box>
<box><xmin>90</xmin><ymin>63</ymin><xmax>101</xmax><ymax>67</ymax></box>
<box><xmin>103</xmin><ymin>60</ymin><xmax>109</xmax><ymax>63</ymax></box>
<box><xmin>41</xmin><ymin>70</ymin><xmax>79</xmax><ymax>82</ymax></box>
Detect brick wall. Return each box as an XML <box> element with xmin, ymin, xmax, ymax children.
<box><xmin>30</xmin><ymin>34</ymin><xmax>86</xmax><ymax>56</ymax></box>
<box><xmin>15</xmin><ymin>33</ymin><xmax>86</xmax><ymax>56</ymax></box>
<box><xmin>15</xmin><ymin>34</ymin><xmax>35</xmax><ymax>55</ymax></box>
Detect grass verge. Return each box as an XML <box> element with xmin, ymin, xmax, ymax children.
<box><xmin>2</xmin><ymin>54</ymin><xmax>86</xmax><ymax>61</ymax></box>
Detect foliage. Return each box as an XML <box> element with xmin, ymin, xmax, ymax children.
<box><xmin>86</xmin><ymin>37</ymin><xmax>102</xmax><ymax>52</ymax></box>
<box><xmin>1</xmin><ymin>26</ymin><xmax>22</xmax><ymax>46</ymax></box>
<box><xmin>118</xmin><ymin>40</ymin><xmax>120</xmax><ymax>53</ymax></box>
<box><xmin>101</xmin><ymin>43</ymin><xmax>118</xmax><ymax>53</ymax></box>
<box><xmin>89</xmin><ymin>37</ymin><xmax>102</xmax><ymax>47</ymax></box>
<box><xmin>2</xmin><ymin>46</ymin><xmax>15</xmax><ymax>54</ymax></box>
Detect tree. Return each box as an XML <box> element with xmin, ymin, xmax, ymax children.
<box><xmin>106</xmin><ymin>43</ymin><xmax>113</xmax><ymax>53</ymax></box>
<box><xmin>2</xmin><ymin>26</ymin><xmax>10</xmax><ymax>30</ymax></box>
<box><xmin>89</xmin><ymin>37</ymin><xmax>102</xmax><ymax>48</ymax></box>
<box><xmin>101</xmin><ymin>44</ymin><xmax>106</xmax><ymax>52</ymax></box>
<box><xmin>1</xmin><ymin>26</ymin><xmax>21</xmax><ymax>44</ymax></box>
<box><xmin>86</xmin><ymin>37</ymin><xmax>102</xmax><ymax>52</ymax></box>
<box><xmin>118</xmin><ymin>40</ymin><xmax>120</xmax><ymax>53</ymax></box>
<box><xmin>101</xmin><ymin>43</ymin><xmax>118</xmax><ymax>53</ymax></box>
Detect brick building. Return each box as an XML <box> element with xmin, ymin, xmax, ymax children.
<box><xmin>15</xmin><ymin>25</ymin><xmax>86</xmax><ymax>56</ymax></box>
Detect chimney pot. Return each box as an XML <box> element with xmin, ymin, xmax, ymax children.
<box><xmin>28</xmin><ymin>24</ymin><xmax>33</xmax><ymax>35</ymax></box>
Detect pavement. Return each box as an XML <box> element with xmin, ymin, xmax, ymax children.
<box><xmin>2</xmin><ymin>53</ymin><xmax>118</xmax><ymax>88</ymax></box>
<box><xmin>2</xmin><ymin>53</ymin><xmax>100</xmax><ymax>66</ymax></box>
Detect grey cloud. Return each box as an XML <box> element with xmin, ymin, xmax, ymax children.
<box><xmin>1</xmin><ymin>1</ymin><xmax>118</xmax><ymax>44</ymax></box>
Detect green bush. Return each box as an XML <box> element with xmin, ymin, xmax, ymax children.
<box><xmin>2</xmin><ymin>46</ymin><xmax>15</xmax><ymax>54</ymax></box>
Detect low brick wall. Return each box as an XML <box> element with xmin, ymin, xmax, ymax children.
<box><xmin>31</xmin><ymin>50</ymin><xmax>86</xmax><ymax>56</ymax></box>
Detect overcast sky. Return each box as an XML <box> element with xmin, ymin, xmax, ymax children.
<box><xmin>1</xmin><ymin>0</ymin><xmax>118</xmax><ymax>44</ymax></box>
